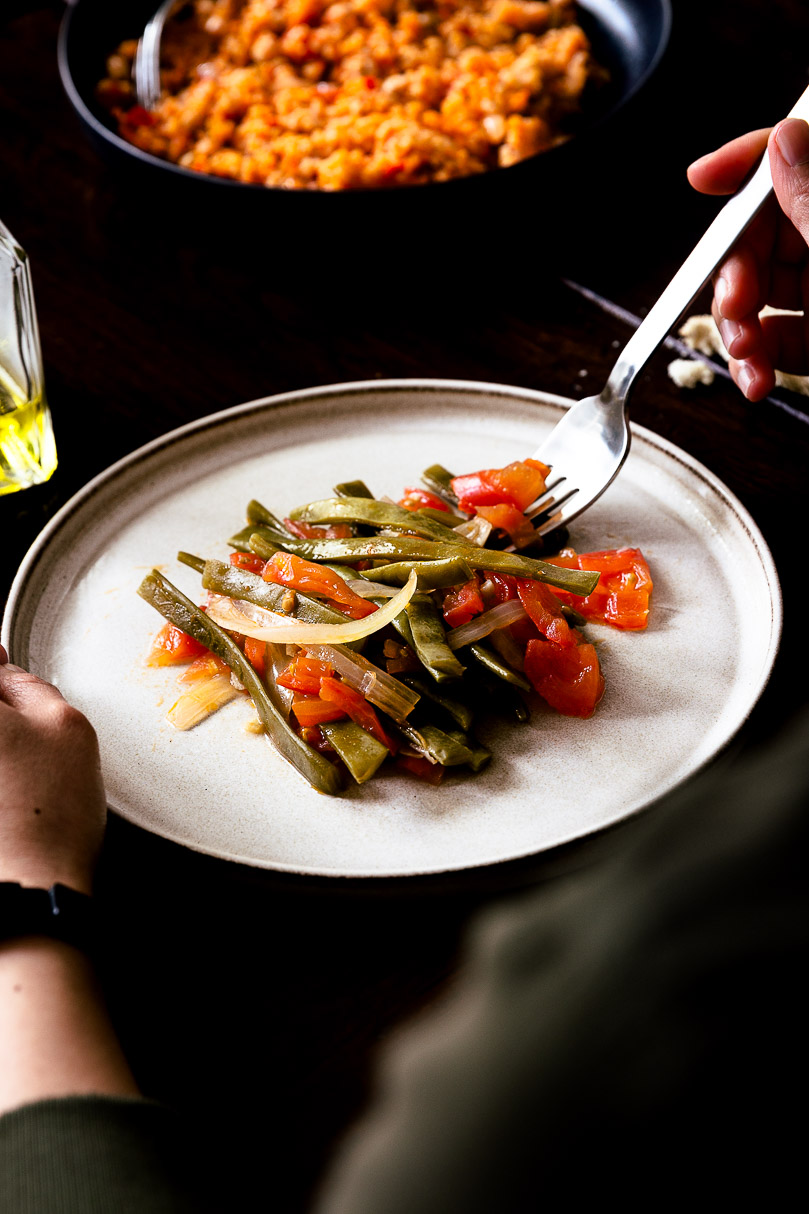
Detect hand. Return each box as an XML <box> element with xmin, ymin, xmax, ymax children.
<box><xmin>0</xmin><ymin>645</ymin><xmax>106</xmax><ymax>895</ymax></box>
<box><xmin>687</xmin><ymin>118</ymin><xmax>809</xmax><ymax>401</ymax></box>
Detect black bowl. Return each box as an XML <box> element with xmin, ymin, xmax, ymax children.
<box><xmin>58</xmin><ymin>0</ymin><xmax>671</xmax><ymax>227</ymax></box>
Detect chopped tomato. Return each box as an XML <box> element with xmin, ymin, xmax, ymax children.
<box><xmin>547</xmin><ymin>548</ymin><xmax>653</xmax><ymax>630</ymax></box>
<box><xmin>283</xmin><ymin>517</ymin><xmax>353</xmax><ymax>540</ymax></box>
<box><xmin>319</xmin><ymin>677</ymin><xmax>399</xmax><ymax>753</ymax></box>
<box><xmin>277</xmin><ymin>653</ymin><xmax>335</xmax><ymax>695</ymax></box>
<box><xmin>524</xmin><ymin>637</ymin><xmax>605</xmax><ymax>718</ymax></box>
<box><xmin>147</xmin><ymin>622</ymin><xmax>208</xmax><ymax>666</ymax></box>
<box><xmin>244</xmin><ymin>636</ymin><xmax>268</xmax><ymax>678</ymax></box>
<box><xmin>263</xmin><ymin>551</ymin><xmax>377</xmax><ymax>620</ymax></box>
<box><xmin>398</xmin><ymin>487</ymin><xmax>451</xmax><ymax>513</ymax></box>
<box><xmin>229</xmin><ymin>552</ymin><xmax>267</xmax><ymax>575</ymax></box>
<box><xmin>395</xmin><ymin>753</ymin><xmax>444</xmax><ymax>784</ymax></box>
<box><xmin>451</xmin><ymin>458</ymin><xmax>550</xmax><ymax>513</ymax></box>
<box><xmin>483</xmin><ymin>572</ymin><xmax>519</xmax><ymax>604</ymax></box>
<box><xmin>516</xmin><ymin>579</ymin><xmax>575</xmax><ymax>648</ymax></box>
<box><xmin>442</xmin><ymin>576</ymin><xmax>484</xmax><ymax>628</ymax></box>
<box><xmin>177</xmin><ymin>652</ymin><xmax>231</xmax><ymax>683</ymax></box>
<box><xmin>475</xmin><ymin>503</ymin><xmax>536</xmax><ymax>549</ymax></box>
<box><xmin>291</xmin><ymin>697</ymin><xmax>347</xmax><ymax>727</ymax></box>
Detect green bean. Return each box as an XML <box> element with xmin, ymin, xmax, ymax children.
<box><xmin>320</xmin><ymin>720</ymin><xmax>389</xmax><ymax>784</ymax></box>
<box><xmin>467</xmin><ymin>643</ymin><xmax>532</xmax><ymax>693</ymax></box>
<box><xmin>465</xmin><ymin>668</ymin><xmax>530</xmax><ymax>723</ymax></box>
<box><xmin>246</xmin><ymin>499</ymin><xmax>292</xmax><ymax>532</ymax></box>
<box><xmin>249</xmin><ymin>533</ymin><xmax>599</xmax><ymax>596</ymax></box>
<box><xmin>197</xmin><ymin>557</ymin><xmax>349</xmax><ymax>627</ymax></box>
<box><xmin>137</xmin><ymin>570</ymin><xmax>343</xmax><ymax>796</ymax></box>
<box><xmin>397</xmin><ymin>674</ymin><xmax>475</xmax><ymax>732</ymax></box>
<box><xmin>334</xmin><ymin>480</ymin><xmax>374</xmax><ymax>499</ymax></box>
<box><xmin>289</xmin><ymin>497</ymin><xmax>466</xmax><ymax>545</ymax></box>
<box><xmin>362</xmin><ymin>557</ymin><xmax>474</xmax><ymax>591</ymax></box>
<box><xmin>420</xmin><ymin>464</ymin><xmax>459</xmax><ymax>506</ymax></box>
<box><xmin>229</xmin><ymin>524</ymin><xmax>281</xmax><ymax>555</ymax></box>
<box><xmin>405</xmin><ymin>597</ymin><xmax>466</xmax><ymax>682</ymax></box>
<box><xmin>446</xmin><ymin>729</ymin><xmax>491</xmax><ymax>772</ymax></box>
<box><xmin>396</xmin><ymin>720</ymin><xmax>477</xmax><ymax>767</ymax></box>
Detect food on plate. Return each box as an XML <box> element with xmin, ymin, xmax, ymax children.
<box><xmin>138</xmin><ymin>456</ymin><xmax>652</xmax><ymax>794</ymax></box>
<box><xmin>98</xmin><ymin>0</ymin><xmax>606</xmax><ymax>190</ymax></box>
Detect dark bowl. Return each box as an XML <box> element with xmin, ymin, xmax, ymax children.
<box><xmin>58</xmin><ymin>0</ymin><xmax>671</xmax><ymax>228</ymax></box>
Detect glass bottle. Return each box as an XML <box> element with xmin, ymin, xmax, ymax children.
<box><xmin>0</xmin><ymin>218</ymin><xmax>57</xmax><ymax>495</ymax></box>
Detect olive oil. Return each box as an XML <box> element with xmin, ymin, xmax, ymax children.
<box><xmin>0</xmin><ymin>365</ymin><xmax>57</xmax><ymax>495</ymax></box>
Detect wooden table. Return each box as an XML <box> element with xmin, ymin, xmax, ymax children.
<box><xmin>3</xmin><ymin>2</ymin><xmax>809</xmax><ymax>1208</ymax></box>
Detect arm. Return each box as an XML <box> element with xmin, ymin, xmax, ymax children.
<box><xmin>687</xmin><ymin>118</ymin><xmax>809</xmax><ymax>400</ymax></box>
<box><xmin>0</xmin><ymin>644</ymin><xmax>139</xmax><ymax>1115</ymax></box>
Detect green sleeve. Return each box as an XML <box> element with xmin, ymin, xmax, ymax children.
<box><xmin>0</xmin><ymin>1095</ymin><xmax>212</xmax><ymax>1213</ymax></box>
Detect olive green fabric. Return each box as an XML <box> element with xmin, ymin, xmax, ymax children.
<box><xmin>0</xmin><ymin>1095</ymin><xmax>210</xmax><ymax>1213</ymax></box>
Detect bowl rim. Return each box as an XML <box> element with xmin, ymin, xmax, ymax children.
<box><xmin>57</xmin><ymin>0</ymin><xmax>673</xmax><ymax>198</ymax></box>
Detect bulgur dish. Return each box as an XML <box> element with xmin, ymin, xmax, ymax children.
<box><xmin>98</xmin><ymin>0</ymin><xmax>606</xmax><ymax>190</ymax></box>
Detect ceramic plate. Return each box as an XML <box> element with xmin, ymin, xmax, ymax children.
<box><xmin>2</xmin><ymin>380</ymin><xmax>782</xmax><ymax>877</ymax></box>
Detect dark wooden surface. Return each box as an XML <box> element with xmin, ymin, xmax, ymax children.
<box><xmin>3</xmin><ymin>2</ymin><xmax>809</xmax><ymax>1208</ymax></box>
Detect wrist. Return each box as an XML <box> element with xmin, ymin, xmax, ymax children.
<box><xmin>0</xmin><ymin>883</ymin><xmax>97</xmax><ymax>957</ymax></box>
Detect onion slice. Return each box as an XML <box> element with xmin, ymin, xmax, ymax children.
<box><xmin>305</xmin><ymin>644</ymin><xmax>419</xmax><ymax>722</ymax></box>
<box><xmin>166</xmin><ymin>674</ymin><xmax>240</xmax><ymax>730</ymax></box>
<box><xmin>445</xmin><ymin>599</ymin><xmax>528</xmax><ymax>650</ymax></box>
<box><xmin>206</xmin><ymin>570</ymin><xmax>418</xmax><ymax>645</ymax></box>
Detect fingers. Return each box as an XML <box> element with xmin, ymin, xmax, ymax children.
<box><xmin>0</xmin><ymin>661</ymin><xmax>66</xmax><ymax>712</ymax></box>
<box><xmin>770</xmin><ymin>119</ymin><xmax>809</xmax><ymax>247</ymax></box>
<box><xmin>687</xmin><ymin>128</ymin><xmax>771</xmax><ymax>195</ymax></box>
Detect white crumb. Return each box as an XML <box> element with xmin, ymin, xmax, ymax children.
<box><xmin>667</xmin><ymin>358</ymin><xmax>715</xmax><ymax>388</ymax></box>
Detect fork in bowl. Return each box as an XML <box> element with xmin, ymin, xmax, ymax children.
<box><xmin>528</xmin><ymin>83</ymin><xmax>809</xmax><ymax>537</ymax></box>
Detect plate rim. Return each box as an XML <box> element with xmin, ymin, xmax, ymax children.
<box><xmin>1</xmin><ymin>377</ymin><xmax>783</xmax><ymax>876</ymax></box>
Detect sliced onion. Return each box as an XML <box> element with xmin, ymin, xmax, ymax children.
<box><xmin>453</xmin><ymin>516</ymin><xmax>492</xmax><ymax>546</ymax></box>
<box><xmin>305</xmin><ymin>643</ymin><xmax>419</xmax><ymax>722</ymax></box>
<box><xmin>166</xmin><ymin>674</ymin><xmax>240</xmax><ymax>730</ymax></box>
<box><xmin>345</xmin><ymin>578</ymin><xmax>401</xmax><ymax>598</ymax></box>
<box><xmin>445</xmin><ymin>599</ymin><xmax>528</xmax><ymax>650</ymax></box>
<box><xmin>206</xmin><ymin>570</ymin><xmax>418</xmax><ymax>645</ymax></box>
<box><xmin>489</xmin><ymin>625</ymin><xmax>526</xmax><ymax>672</ymax></box>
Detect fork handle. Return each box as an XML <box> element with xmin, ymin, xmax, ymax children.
<box><xmin>605</xmin><ymin>82</ymin><xmax>809</xmax><ymax>405</ymax></box>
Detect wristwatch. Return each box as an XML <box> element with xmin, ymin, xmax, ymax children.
<box><xmin>0</xmin><ymin>883</ymin><xmax>96</xmax><ymax>955</ymax></box>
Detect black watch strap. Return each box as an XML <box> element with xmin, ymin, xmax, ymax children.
<box><xmin>0</xmin><ymin>883</ymin><xmax>96</xmax><ymax>955</ymax></box>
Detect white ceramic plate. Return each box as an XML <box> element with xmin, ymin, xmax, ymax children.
<box><xmin>2</xmin><ymin>379</ymin><xmax>782</xmax><ymax>877</ymax></box>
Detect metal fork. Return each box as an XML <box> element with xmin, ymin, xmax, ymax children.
<box><xmin>133</xmin><ymin>0</ymin><xmax>180</xmax><ymax>111</ymax></box>
<box><xmin>528</xmin><ymin>84</ymin><xmax>809</xmax><ymax>537</ymax></box>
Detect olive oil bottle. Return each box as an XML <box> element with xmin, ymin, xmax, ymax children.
<box><xmin>1</xmin><ymin>219</ymin><xmax>57</xmax><ymax>495</ymax></box>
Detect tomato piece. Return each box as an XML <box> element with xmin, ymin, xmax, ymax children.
<box><xmin>395</xmin><ymin>753</ymin><xmax>444</xmax><ymax>784</ymax></box>
<box><xmin>244</xmin><ymin>636</ymin><xmax>268</xmax><ymax>678</ymax></box>
<box><xmin>398</xmin><ymin>487</ymin><xmax>451</xmax><ymax>513</ymax></box>
<box><xmin>177</xmin><ymin>653</ymin><xmax>231</xmax><ymax>683</ymax></box>
<box><xmin>516</xmin><ymin>579</ymin><xmax>575</xmax><ymax>648</ymax></box>
<box><xmin>475</xmin><ymin>503</ymin><xmax>536</xmax><ymax>549</ymax></box>
<box><xmin>263</xmin><ymin>551</ymin><xmax>377</xmax><ymax>620</ymax></box>
<box><xmin>547</xmin><ymin>548</ymin><xmax>653</xmax><ymax>630</ymax></box>
<box><xmin>524</xmin><ymin>638</ymin><xmax>605</xmax><ymax>718</ymax></box>
<box><xmin>229</xmin><ymin>552</ymin><xmax>267</xmax><ymax>575</ymax></box>
<box><xmin>319</xmin><ymin>676</ymin><xmax>399</xmax><ymax>753</ymax></box>
<box><xmin>277</xmin><ymin>653</ymin><xmax>335</xmax><ymax>695</ymax></box>
<box><xmin>451</xmin><ymin>459</ymin><xmax>550</xmax><ymax>513</ymax></box>
<box><xmin>483</xmin><ymin>572</ymin><xmax>519</xmax><ymax>604</ymax></box>
<box><xmin>442</xmin><ymin>576</ymin><xmax>484</xmax><ymax>628</ymax></box>
<box><xmin>147</xmin><ymin>622</ymin><xmax>208</xmax><ymax>666</ymax></box>
<box><xmin>283</xmin><ymin>517</ymin><xmax>353</xmax><ymax>540</ymax></box>
<box><xmin>291</xmin><ymin>697</ymin><xmax>347</xmax><ymax>727</ymax></box>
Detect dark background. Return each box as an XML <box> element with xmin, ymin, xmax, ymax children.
<box><xmin>2</xmin><ymin>2</ymin><xmax>809</xmax><ymax>1209</ymax></box>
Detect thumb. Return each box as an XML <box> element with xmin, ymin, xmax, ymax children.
<box><xmin>769</xmin><ymin>118</ymin><xmax>809</xmax><ymax>244</ymax></box>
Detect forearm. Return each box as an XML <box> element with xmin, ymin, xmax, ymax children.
<box><xmin>0</xmin><ymin>937</ymin><xmax>139</xmax><ymax>1117</ymax></box>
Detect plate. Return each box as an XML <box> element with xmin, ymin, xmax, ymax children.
<box><xmin>2</xmin><ymin>379</ymin><xmax>782</xmax><ymax>878</ymax></box>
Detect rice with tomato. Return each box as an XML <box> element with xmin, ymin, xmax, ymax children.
<box><xmin>98</xmin><ymin>0</ymin><xmax>605</xmax><ymax>191</ymax></box>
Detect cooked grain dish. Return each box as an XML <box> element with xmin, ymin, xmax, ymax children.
<box><xmin>98</xmin><ymin>0</ymin><xmax>605</xmax><ymax>191</ymax></box>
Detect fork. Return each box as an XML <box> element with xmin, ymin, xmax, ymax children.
<box><xmin>133</xmin><ymin>0</ymin><xmax>179</xmax><ymax>111</ymax></box>
<box><xmin>528</xmin><ymin>84</ymin><xmax>809</xmax><ymax>537</ymax></box>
